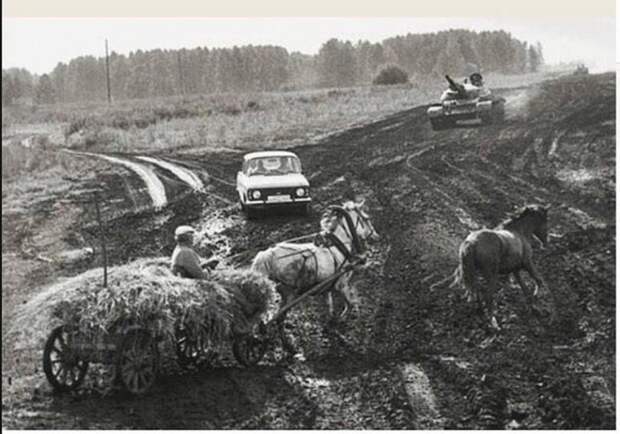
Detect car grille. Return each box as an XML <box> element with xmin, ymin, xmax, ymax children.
<box><xmin>259</xmin><ymin>187</ymin><xmax>296</xmax><ymax>197</ymax></box>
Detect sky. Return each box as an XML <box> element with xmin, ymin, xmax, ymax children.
<box><xmin>2</xmin><ymin>17</ymin><xmax>616</xmax><ymax>75</ymax></box>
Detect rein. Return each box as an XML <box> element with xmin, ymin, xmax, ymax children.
<box><xmin>224</xmin><ymin>232</ymin><xmax>319</xmax><ymax>262</ymax></box>
<box><xmin>271</xmin><ymin>206</ymin><xmax>362</xmax><ymax>272</ymax></box>
<box><xmin>248</xmin><ymin>206</ymin><xmax>367</xmax><ymax>270</ymax></box>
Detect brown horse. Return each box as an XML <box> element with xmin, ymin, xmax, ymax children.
<box><xmin>431</xmin><ymin>204</ymin><xmax>551</xmax><ymax>328</ymax></box>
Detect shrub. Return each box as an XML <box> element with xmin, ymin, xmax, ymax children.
<box><xmin>373</xmin><ymin>65</ymin><xmax>409</xmax><ymax>85</ymax></box>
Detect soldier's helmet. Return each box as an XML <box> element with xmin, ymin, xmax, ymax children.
<box><xmin>469</xmin><ymin>73</ymin><xmax>483</xmax><ymax>87</ymax></box>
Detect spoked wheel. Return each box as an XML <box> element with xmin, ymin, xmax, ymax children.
<box><xmin>117</xmin><ymin>329</ymin><xmax>159</xmax><ymax>395</ymax></box>
<box><xmin>43</xmin><ymin>326</ymin><xmax>89</xmax><ymax>393</ymax></box>
<box><xmin>175</xmin><ymin>324</ymin><xmax>217</xmax><ymax>369</ymax></box>
<box><xmin>232</xmin><ymin>332</ymin><xmax>267</xmax><ymax>367</ymax></box>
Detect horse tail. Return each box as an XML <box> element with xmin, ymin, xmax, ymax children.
<box><xmin>459</xmin><ymin>240</ymin><xmax>477</xmax><ymax>296</ymax></box>
<box><xmin>251</xmin><ymin>249</ymin><xmax>274</xmax><ymax>279</ymax></box>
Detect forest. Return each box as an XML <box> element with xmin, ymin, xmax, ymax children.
<box><xmin>2</xmin><ymin>29</ymin><xmax>543</xmax><ymax>104</ymax></box>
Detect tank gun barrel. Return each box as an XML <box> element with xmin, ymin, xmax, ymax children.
<box><xmin>445</xmin><ymin>74</ymin><xmax>466</xmax><ymax>96</ymax></box>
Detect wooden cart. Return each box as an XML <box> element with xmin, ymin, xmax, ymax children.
<box><xmin>43</xmin><ymin>264</ymin><xmax>357</xmax><ymax>394</ymax></box>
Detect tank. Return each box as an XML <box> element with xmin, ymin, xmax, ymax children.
<box><xmin>427</xmin><ymin>74</ymin><xmax>506</xmax><ymax>130</ymax></box>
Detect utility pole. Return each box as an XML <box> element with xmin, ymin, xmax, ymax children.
<box><xmin>177</xmin><ymin>50</ymin><xmax>185</xmax><ymax>96</ymax></box>
<box><xmin>105</xmin><ymin>39</ymin><xmax>112</xmax><ymax>104</ymax></box>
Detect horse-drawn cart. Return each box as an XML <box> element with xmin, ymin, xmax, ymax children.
<box><xmin>41</xmin><ymin>201</ymin><xmax>376</xmax><ymax>395</ymax></box>
<box><xmin>41</xmin><ymin>264</ymin><xmax>355</xmax><ymax>395</ymax></box>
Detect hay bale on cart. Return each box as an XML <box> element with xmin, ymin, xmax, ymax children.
<box><xmin>11</xmin><ymin>258</ymin><xmax>279</xmax><ymax>395</ymax></box>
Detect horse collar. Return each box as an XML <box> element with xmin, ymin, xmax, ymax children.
<box><xmin>325</xmin><ymin>232</ymin><xmax>354</xmax><ymax>262</ymax></box>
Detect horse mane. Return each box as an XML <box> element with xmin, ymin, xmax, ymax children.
<box><xmin>498</xmin><ymin>204</ymin><xmax>546</xmax><ymax>229</ymax></box>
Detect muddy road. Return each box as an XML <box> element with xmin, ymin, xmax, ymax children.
<box><xmin>2</xmin><ymin>72</ymin><xmax>615</xmax><ymax>429</ymax></box>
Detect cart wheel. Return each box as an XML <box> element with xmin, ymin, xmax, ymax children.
<box><xmin>175</xmin><ymin>324</ymin><xmax>217</xmax><ymax>369</ymax></box>
<box><xmin>43</xmin><ymin>326</ymin><xmax>88</xmax><ymax>392</ymax></box>
<box><xmin>232</xmin><ymin>334</ymin><xmax>267</xmax><ymax>367</ymax></box>
<box><xmin>117</xmin><ymin>329</ymin><xmax>159</xmax><ymax>395</ymax></box>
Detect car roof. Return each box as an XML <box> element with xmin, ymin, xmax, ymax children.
<box><xmin>243</xmin><ymin>150</ymin><xmax>299</xmax><ymax>161</ymax></box>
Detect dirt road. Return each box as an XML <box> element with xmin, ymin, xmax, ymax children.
<box><xmin>2</xmin><ymin>72</ymin><xmax>615</xmax><ymax>429</ymax></box>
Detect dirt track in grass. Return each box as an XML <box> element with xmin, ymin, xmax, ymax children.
<box><xmin>2</xmin><ymin>72</ymin><xmax>615</xmax><ymax>429</ymax></box>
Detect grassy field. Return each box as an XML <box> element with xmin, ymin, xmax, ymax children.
<box><xmin>1</xmin><ymin>70</ymin><xmax>566</xmax><ymax>217</ymax></box>
<box><xmin>2</xmin><ymin>71</ymin><xmax>559</xmax><ymax>156</ymax></box>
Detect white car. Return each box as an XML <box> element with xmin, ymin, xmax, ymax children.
<box><xmin>236</xmin><ymin>151</ymin><xmax>311</xmax><ymax>216</ymax></box>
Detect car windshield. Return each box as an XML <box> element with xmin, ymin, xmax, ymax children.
<box><xmin>246</xmin><ymin>156</ymin><xmax>301</xmax><ymax>176</ymax></box>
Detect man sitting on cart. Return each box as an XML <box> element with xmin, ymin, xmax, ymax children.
<box><xmin>171</xmin><ymin>225</ymin><xmax>218</xmax><ymax>279</ymax></box>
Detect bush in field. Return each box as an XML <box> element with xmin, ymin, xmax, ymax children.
<box><xmin>222</xmin><ymin>105</ymin><xmax>241</xmax><ymax>116</ymax></box>
<box><xmin>373</xmin><ymin>65</ymin><xmax>409</xmax><ymax>85</ymax></box>
<box><xmin>64</xmin><ymin>115</ymin><xmax>99</xmax><ymax>139</ymax></box>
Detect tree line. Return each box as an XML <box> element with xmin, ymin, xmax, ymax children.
<box><xmin>2</xmin><ymin>29</ymin><xmax>543</xmax><ymax>105</ymax></box>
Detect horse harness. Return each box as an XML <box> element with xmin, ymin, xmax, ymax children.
<box><xmin>273</xmin><ymin>206</ymin><xmax>367</xmax><ymax>292</ymax></box>
<box><xmin>316</xmin><ymin>206</ymin><xmax>366</xmax><ymax>272</ymax></box>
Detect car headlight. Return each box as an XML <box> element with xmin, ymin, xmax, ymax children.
<box><xmin>295</xmin><ymin>188</ymin><xmax>306</xmax><ymax>197</ymax></box>
<box><xmin>251</xmin><ymin>190</ymin><xmax>262</xmax><ymax>200</ymax></box>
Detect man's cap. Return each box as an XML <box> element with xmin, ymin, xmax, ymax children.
<box><xmin>175</xmin><ymin>225</ymin><xmax>196</xmax><ymax>236</ymax></box>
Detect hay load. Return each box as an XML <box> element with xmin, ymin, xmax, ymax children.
<box><xmin>13</xmin><ymin>258</ymin><xmax>280</xmax><ymax>352</ymax></box>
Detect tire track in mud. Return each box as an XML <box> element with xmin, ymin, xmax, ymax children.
<box><xmin>286</xmin><ymin>78</ymin><xmax>614</xmax><ymax>428</ymax></box>
<box><xmin>135</xmin><ymin>156</ymin><xmax>205</xmax><ymax>192</ymax></box>
<box><xmin>169</xmin><ymin>158</ymin><xmax>238</xmax><ymax>190</ymax></box>
<box><xmin>405</xmin><ymin>151</ymin><xmax>480</xmax><ymax>230</ymax></box>
<box><xmin>126</xmin><ymin>154</ymin><xmax>235</xmax><ymax>206</ymax></box>
<box><xmin>63</xmin><ymin>151</ymin><xmax>229</xmax><ymax>209</ymax></box>
<box><xmin>64</xmin><ymin>150</ymin><xmax>168</xmax><ymax>208</ymax></box>
<box><xmin>5</xmin><ymin>76</ymin><xmax>614</xmax><ymax>429</ymax></box>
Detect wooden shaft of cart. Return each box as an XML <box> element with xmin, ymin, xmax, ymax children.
<box><xmin>270</xmin><ymin>263</ymin><xmax>358</xmax><ymax>323</ymax></box>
